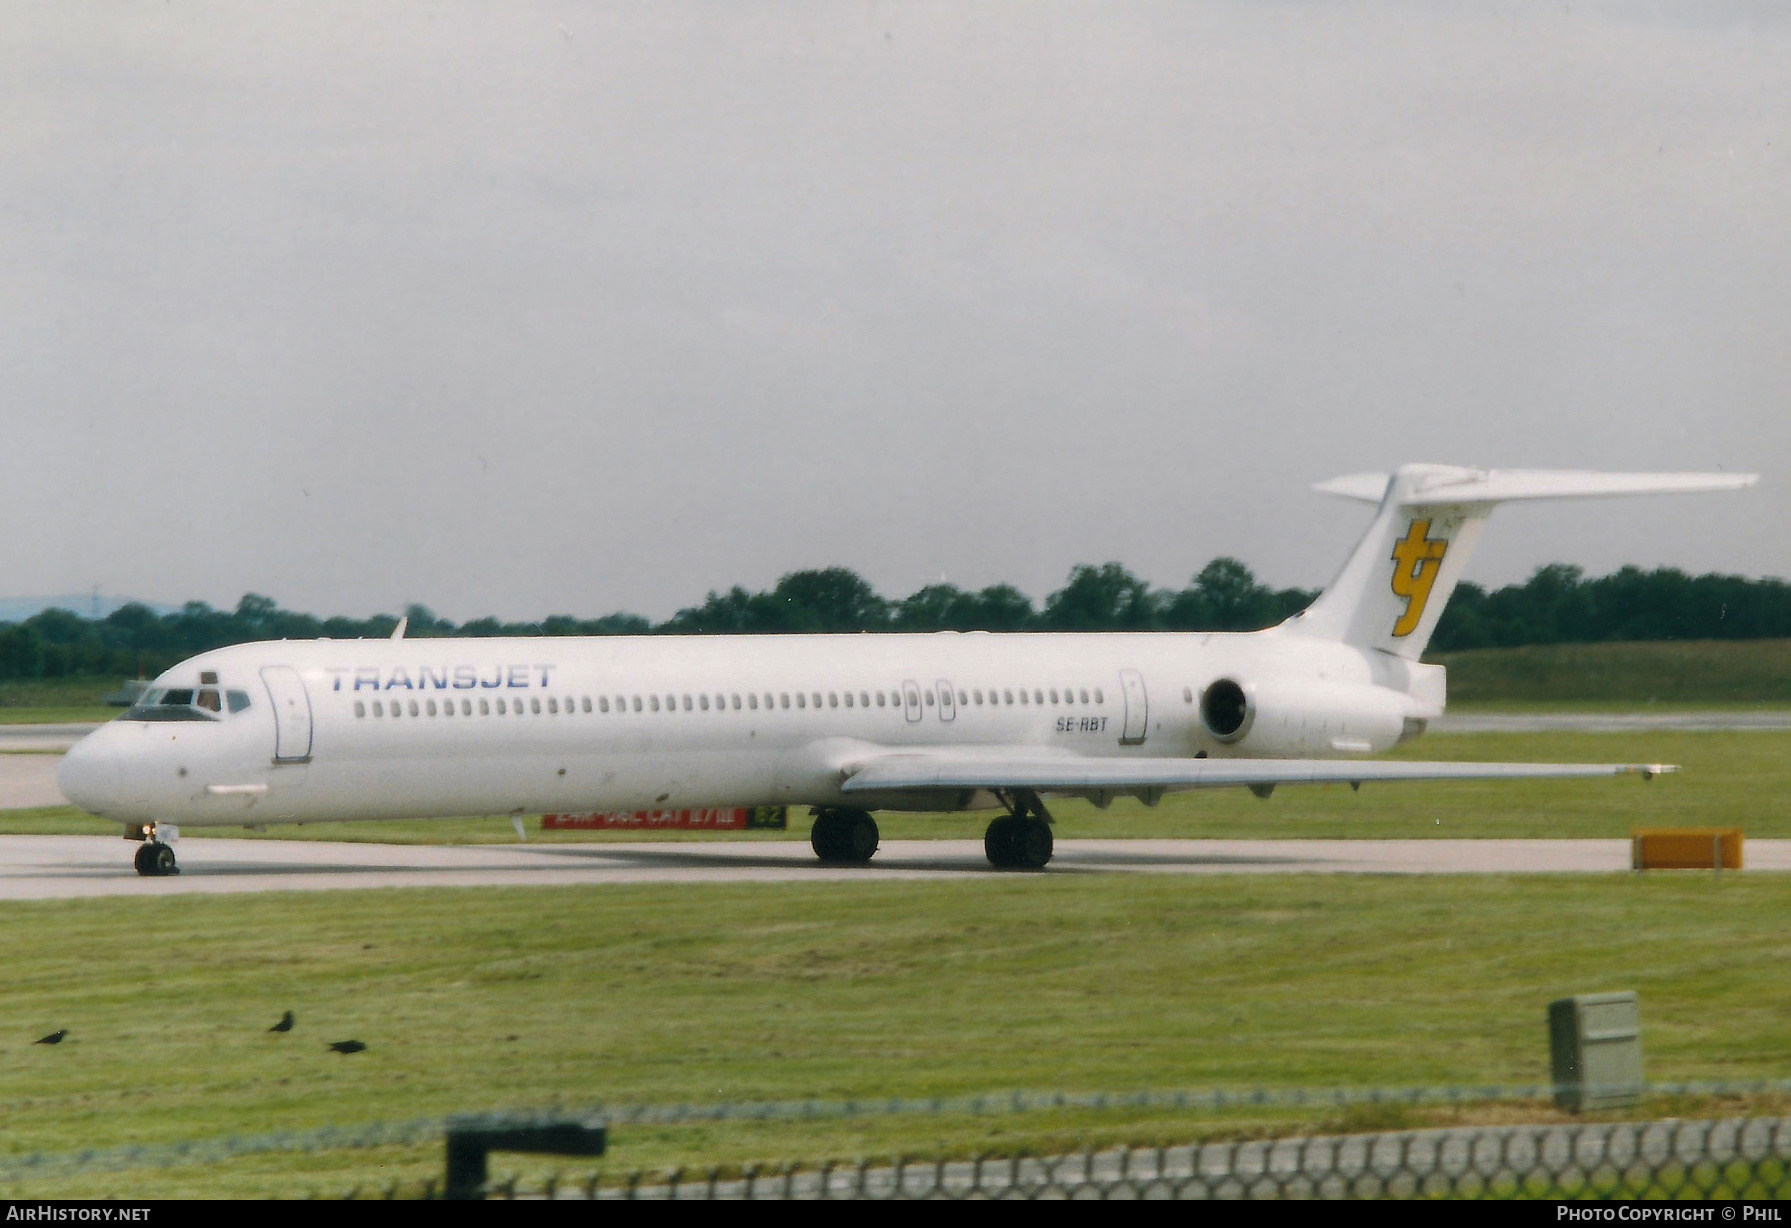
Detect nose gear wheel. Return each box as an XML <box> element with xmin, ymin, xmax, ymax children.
<box><xmin>133</xmin><ymin>841</ymin><xmax>179</xmax><ymax>877</ymax></box>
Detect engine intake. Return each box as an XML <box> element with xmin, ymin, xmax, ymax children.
<box><xmin>1200</xmin><ymin>678</ymin><xmax>1253</xmax><ymax>743</ymax></box>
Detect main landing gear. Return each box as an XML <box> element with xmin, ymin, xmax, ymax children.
<box><xmin>810</xmin><ymin>808</ymin><xmax>880</xmax><ymax>865</ymax></box>
<box><xmin>130</xmin><ymin>825</ymin><xmax>180</xmax><ymax>877</ymax></box>
<box><xmin>985</xmin><ymin>789</ymin><xmax>1054</xmax><ymax>870</ymax></box>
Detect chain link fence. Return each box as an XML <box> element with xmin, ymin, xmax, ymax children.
<box><xmin>482</xmin><ymin>1116</ymin><xmax>1790</xmax><ymax>1200</ymax></box>
<box><xmin>6</xmin><ymin>1084</ymin><xmax>1791</xmax><ymax>1199</ymax></box>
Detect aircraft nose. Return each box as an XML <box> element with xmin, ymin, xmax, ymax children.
<box><xmin>58</xmin><ymin>728</ymin><xmax>127</xmax><ymax>816</ymax></box>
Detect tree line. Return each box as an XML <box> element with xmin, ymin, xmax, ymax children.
<box><xmin>0</xmin><ymin>559</ymin><xmax>1786</xmax><ymax>681</ymax></box>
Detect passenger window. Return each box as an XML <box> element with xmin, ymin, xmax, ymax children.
<box><xmin>408</xmin><ymin>700</ymin><xmax>420</xmax><ymax>716</ymax></box>
<box><xmin>599</xmin><ymin>697</ymin><xmax>610</xmax><ymax>713</ymax></box>
<box><xmin>547</xmin><ymin>698</ymin><xmax>557</xmax><ymax>714</ymax></box>
<box><xmin>957</xmin><ymin>690</ymin><xmax>968</xmax><ymax>705</ymax></box>
<box><xmin>748</xmin><ymin>693</ymin><xmax>758</xmax><ymax>710</ymax></box>
<box><xmin>1049</xmin><ymin>689</ymin><xmax>1059</xmax><ymax>704</ymax></box>
<box><xmin>479</xmin><ymin>699</ymin><xmax>489</xmax><ymax>715</ymax></box>
<box><xmin>443</xmin><ymin>701</ymin><xmax>454</xmax><ymax>717</ymax></box>
<box><xmin>1004</xmin><ymin>689</ymin><xmax>1015</xmax><ymax>705</ymax></box>
<box><xmin>1095</xmin><ymin>688</ymin><xmax>1105</xmax><ymax>704</ymax></box>
<box><xmin>391</xmin><ymin>702</ymin><xmax>401</xmax><ymax>718</ymax></box>
<box><xmin>842</xmin><ymin>692</ymin><xmax>852</xmax><ymax>708</ymax></box>
<box><xmin>780</xmin><ymin>693</ymin><xmax>790</xmax><ymax>709</ymax></box>
<box><xmin>649</xmin><ymin>696</ymin><xmax>660</xmax><ymax>712</ymax></box>
<box><xmin>859</xmin><ymin>692</ymin><xmax>869</xmax><ymax>707</ymax></box>
<box><xmin>924</xmin><ymin>690</ymin><xmax>934</xmax><ymax>706</ymax></box>
<box><xmin>973</xmin><ymin>690</ymin><xmax>983</xmax><ymax>705</ymax></box>
<box><xmin>427</xmin><ymin>700</ymin><xmax>438</xmax><ymax>716</ymax></box>
<box><xmin>355</xmin><ymin>702</ymin><xmax>366</xmax><ymax>718</ymax></box>
<box><xmin>1033</xmin><ymin>689</ymin><xmax>1044</xmax><ymax>705</ymax></box>
<box><xmin>796</xmin><ymin>694</ymin><xmax>806</xmax><ymax>709</ymax></box>
<box><xmin>731</xmin><ymin>694</ymin><xmax>741</xmax><ymax>710</ymax></box>
<box><xmin>1079</xmin><ymin>688</ymin><xmax>1090</xmax><ymax>704</ymax></box>
<box><xmin>581</xmin><ymin>697</ymin><xmax>591</xmax><ymax>713</ymax></box>
<box><xmin>372</xmin><ymin>700</ymin><xmax>384</xmax><ymax>717</ymax></box>
<box><xmin>1183</xmin><ymin>686</ymin><xmax>1194</xmax><ymax>704</ymax></box>
<box><xmin>829</xmin><ymin>693</ymin><xmax>838</xmax><ymax>708</ymax></box>
<box><xmin>811</xmin><ymin>692</ymin><xmax>822</xmax><ymax>708</ymax></box>
<box><xmin>700</xmin><ymin>695</ymin><xmax>710</xmax><ymax>711</ymax></box>
<box><xmin>462</xmin><ymin>699</ymin><xmax>472</xmax><ymax>715</ymax></box>
<box><xmin>876</xmin><ymin>692</ymin><xmax>886</xmax><ymax>707</ymax></box>
<box><xmin>497</xmin><ymin>699</ymin><xmax>508</xmax><ymax>715</ymax></box>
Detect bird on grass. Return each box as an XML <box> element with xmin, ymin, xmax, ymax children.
<box><xmin>269</xmin><ymin>1011</ymin><xmax>294</xmax><ymax>1033</ymax></box>
<box><xmin>34</xmin><ymin>1030</ymin><xmax>67</xmax><ymax>1045</ymax></box>
<box><xmin>328</xmin><ymin>1040</ymin><xmax>367</xmax><ymax>1055</ymax></box>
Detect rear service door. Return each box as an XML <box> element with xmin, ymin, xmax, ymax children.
<box><xmin>261</xmin><ymin>665</ymin><xmax>314</xmax><ymax>763</ymax></box>
<box><xmin>1118</xmin><ymin>668</ymin><xmax>1148</xmax><ymax>746</ymax></box>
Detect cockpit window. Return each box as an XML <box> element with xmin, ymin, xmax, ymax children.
<box><xmin>227</xmin><ymin>690</ymin><xmax>251</xmax><ymax>714</ymax></box>
<box><xmin>124</xmin><ymin>685</ymin><xmax>220</xmax><ymax>723</ymax></box>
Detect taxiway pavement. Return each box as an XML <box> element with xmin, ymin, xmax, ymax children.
<box><xmin>2</xmin><ymin>835</ymin><xmax>1786</xmax><ymax>900</ymax></box>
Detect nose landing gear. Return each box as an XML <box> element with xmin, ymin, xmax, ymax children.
<box><xmin>985</xmin><ymin>789</ymin><xmax>1054</xmax><ymax>870</ymax></box>
<box><xmin>129</xmin><ymin>825</ymin><xmax>180</xmax><ymax>877</ymax></box>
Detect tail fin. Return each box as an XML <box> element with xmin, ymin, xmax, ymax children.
<box><xmin>1285</xmin><ymin>464</ymin><xmax>1757</xmax><ymax>660</ymax></box>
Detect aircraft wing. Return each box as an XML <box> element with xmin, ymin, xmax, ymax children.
<box><xmin>840</xmin><ymin>752</ymin><xmax>1675</xmax><ymax>796</ymax></box>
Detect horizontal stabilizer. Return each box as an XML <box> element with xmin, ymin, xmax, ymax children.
<box><xmin>1315</xmin><ymin>468</ymin><xmax>1755</xmax><ymax>508</ymax></box>
<box><xmin>842</xmin><ymin>752</ymin><xmax>1675</xmax><ymax>796</ymax></box>
<box><xmin>1296</xmin><ymin>464</ymin><xmax>1758</xmax><ymax>659</ymax></box>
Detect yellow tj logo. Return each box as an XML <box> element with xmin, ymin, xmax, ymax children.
<box><xmin>1389</xmin><ymin>519</ymin><xmax>1448</xmax><ymax>637</ymax></box>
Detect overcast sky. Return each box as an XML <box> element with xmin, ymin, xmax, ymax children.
<box><xmin>3</xmin><ymin>1</ymin><xmax>1786</xmax><ymax>622</ymax></box>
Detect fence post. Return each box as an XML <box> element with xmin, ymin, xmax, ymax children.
<box><xmin>443</xmin><ymin>1120</ymin><xmax>608</xmax><ymax>1200</ymax></box>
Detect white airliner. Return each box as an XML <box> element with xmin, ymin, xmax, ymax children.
<box><xmin>58</xmin><ymin>464</ymin><xmax>1755</xmax><ymax>877</ymax></box>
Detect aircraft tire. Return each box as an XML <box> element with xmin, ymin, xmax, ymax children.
<box><xmin>810</xmin><ymin>810</ymin><xmax>845</xmax><ymax>861</ymax></box>
<box><xmin>1012</xmin><ymin>818</ymin><xmax>1053</xmax><ymax>870</ymax></box>
<box><xmin>983</xmin><ymin>817</ymin><xmax>1019</xmax><ymax>868</ymax></box>
<box><xmin>813</xmin><ymin>809</ymin><xmax>878</xmax><ymax>864</ymax></box>
<box><xmin>840</xmin><ymin>811</ymin><xmax>879</xmax><ymax>863</ymax></box>
<box><xmin>135</xmin><ymin>841</ymin><xmax>179</xmax><ymax>877</ymax></box>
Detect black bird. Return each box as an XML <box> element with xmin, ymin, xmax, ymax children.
<box><xmin>269</xmin><ymin>1011</ymin><xmax>294</xmax><ymax>1033</ymax></box>
<box><xmin>34</xmin><ymin>1030</ymin><xmax>67</xmax><ymax>1045</ymax></box>
<box><xmin>328</xmin><ymin>1040</ymin><xmax>367</xmax><ymax>1055</ymax></box>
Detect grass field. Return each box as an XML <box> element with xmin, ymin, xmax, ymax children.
<box><xmin>1</xmin><ymin>872</ymin><xmax>1789</xmax><ymax>1196</ymax></box>
<box><xmin>1433</xmin><ymin>639</ymin><xmax>1791</xmax><ymax>707</ymax></box>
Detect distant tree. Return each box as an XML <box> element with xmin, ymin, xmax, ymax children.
<box><xmin>895</xmin><ymin>582</ymin><xmax>1037</xmax><ymax>632</ymax></box>
<box><xmin>768</xmin><ymin>568</ymin><xmax>890</xmax><ymax>633</ymax></box>
<box><xmin>0</xmin><ymin>625</ymin><xmax>44</xmax><ymax>677</ymax></box>
<box><xmin>402</xmin><ymin>604</ymin><xmax>455</xmax><ymax>637</ymax></box>
<box><xmin>661</xmin><ymin>586</ymin><xmax>782</xmax><ymax>634</ymax></box>
<box><xmin>581</xmin><ymin>613</ymin><xmax>652</xmax><ymax>635</ymax></box>
<box><xmin>1041</xmin><ymin>563</ymin><xmax>1157</xmax><ymax>631</ymax></box>
<box><xmin>24</xmin><ymin>608</ymin><xmax>87</xmax><ymax>646</ymax></box>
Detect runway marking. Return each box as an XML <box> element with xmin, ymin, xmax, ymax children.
<box><xmin>3</xmin><ymin>836</ymin><xmax>1789</xmax><ymax>900</ymax></box>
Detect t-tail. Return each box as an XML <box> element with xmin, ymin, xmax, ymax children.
<box><xmin>1285</xmin><ymin>464</ymin><xmax>1758</xmax><ymax>660</ymax></box>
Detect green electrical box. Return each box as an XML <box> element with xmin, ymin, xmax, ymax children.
<box><xmin>1548</xmin><ymin>992</ymin><xmax>1643</xmax><ymax>1112</ymax></box>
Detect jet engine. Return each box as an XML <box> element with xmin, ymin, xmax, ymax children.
<box><xmin>1198</xmin><ymin>677</ymin><xmax>1413</xmax><ymax>757</ymax></box>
